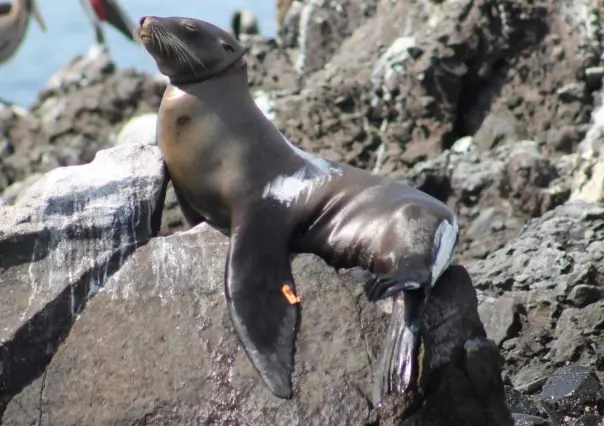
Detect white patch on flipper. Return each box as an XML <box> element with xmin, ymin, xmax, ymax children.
<box><xmin>404</xmin><ymin>281</ymin><xmax>421</xmax><ymax>290</ymax></box>
<box><xmin>261</xmin><ymin>133</ymin><xmax>341</xmax><ymax>207</ymax></box>
<box><xmin>430</xmin><ymin>217</ymin><xmax>460</xmax><ymax>286</ymax></box>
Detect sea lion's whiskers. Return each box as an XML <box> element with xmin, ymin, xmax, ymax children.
<box><xmin>150</xmin><ymin>27</ymin><xmax>168</xmax><ymax>56</ymax></box>
<box><xmin>132</xmin><ymin>29</ymin><xmax>148</xmax><ymax>58</ymax></box>
<box><xmin>158</xmin><ymin>27</ymin><xmax>201</xmax><ymax>64</ymax></box>
<box><xmin>154</xmin><ymin>27</ymin><xmax>175</xmax><ymax>59</ymax></box>
<box><xmin>156</xmin><ymin>32</ymin><xmax>167</xmax><ymax>56</ymax></box>
<box><xmin>132</xmin><ymin>27</ymin><xmax>140</xmax><ymax>44</ymax></box>
<box><xmin>169</xmin><ymin>42</ymin><xmax>199</xmax><ymax>74</ymax></box>
<box><xmin>163</xmin><ymin>31</ymin><xmax>205</xmax><ymax>70</ymax></box>
<box><xmin>157</xmin><ymin>34</ymin><xmax>200</xmax><ymax>76</ymax></box>
<box><xmin>132</xmin><ymin>29</ymin><xmax>144</xmax><ymax>48</ymax></box>
<box><xmin>159</xmin><ymin>31</ymin><xmax>182</xmax><ymax>58</ymax></box>
<box><xmin>169</xmin><ymin>42</ymin><xmax>193</xmax><ymax>72</ymax></box>
<box><xmin>177</xmin><ymin>38</ymin><xmax>205</xmax><ymax>68</ymax></box>
<box><xmin>158</xmin><ymin>31</ymin><xmax>192</xmax><ymax>70</ymax></box>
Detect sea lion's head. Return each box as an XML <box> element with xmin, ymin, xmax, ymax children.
<box><xmin>137</xmin><ymin>16</ymin><xmax>245</xmax><ymax>84</ymax></box>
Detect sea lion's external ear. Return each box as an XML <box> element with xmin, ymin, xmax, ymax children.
<box><xmin>224</xmin><ymin>209</ymin><xmax>299</xmax><ymax>399</ymax></box>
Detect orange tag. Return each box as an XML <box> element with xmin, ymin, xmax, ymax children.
<box><xmin>282</xmin><ymin>284</ymin><xmax>301</xmax><ymax>305</ymax></box>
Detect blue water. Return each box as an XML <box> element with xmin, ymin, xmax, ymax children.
<box><xmin>0</xmin><ymin>0</ymin><xmax>276</xmax><ymax>108</ymax></box>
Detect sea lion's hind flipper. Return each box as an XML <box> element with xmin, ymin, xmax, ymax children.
<box><xmin>364</xmin><ymin>274</ymin><xmax>423</xmax><ymax>302</ymax></box>
<box><xmin>372</xmin><ymin>294</ymin><xmax>423</xmax><ymax>408</ymax></box>
<box><xmin>225</xmin><ymin>213</ymin><xmax>298</xmax><ymax>399</ymax></box>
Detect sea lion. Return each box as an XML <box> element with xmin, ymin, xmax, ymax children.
<box><xmin>136</xmin><ymin>16</ymin><xmax>459</xmax><ymax>406</ymax></box>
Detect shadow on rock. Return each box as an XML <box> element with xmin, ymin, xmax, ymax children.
<box><xmin>0</xmin><ymin>144</ymin><xmax>167</xmax><ymax>416</ymax></box>
<box><xmin>378</xmin><ymin>266</ymin><xmax>513</xmax><ymax>426</ymax></box>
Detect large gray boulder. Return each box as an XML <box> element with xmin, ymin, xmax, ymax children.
<box><xmin>0</xmin><ymin>144</ymin><xmax>510</xmax><ymax>425</ymax></box>
<box><xmin>0</xmin><ymin>144</ymin><xmax>167</xmax><ymax>412</ymax></box>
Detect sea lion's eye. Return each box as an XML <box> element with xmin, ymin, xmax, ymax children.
<box><xmin>222</xmin><ymin>44</ymin><xmax>235</xmax><ymax>52</ymax></box>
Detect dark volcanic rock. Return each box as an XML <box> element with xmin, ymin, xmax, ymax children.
<box><xmin>0</xmin><ymin>152</ymin><xmax>512</xmax><ymax>425</ymax></box>
<box><xmin>272</xmin><ymin>0</ymin><xmax>602</xmax><ymax>174</ymax></box>
<box><xmin>294</xmin><ymin>0</ymin><xmax>379</xmax><ymax>80</ymax></box>
<box><xmin>511</xmin><ymin>413</ymin><xmax>551</xmax><ymax>426</ymax></box>
<box><xmin>549</xmin><ymin>302</ymin><xmax>604</xmax><ymax>368</ymax></box>
<box><xmin>540</xmin><ymin>366</ymin><xmax>604</xmax><ymax>424</ymax></box>
<box><xmin>379</xmin><ymin>267</ymin><xmax>513</xmax><ymax>426</ymax></box>
<box><xmin>3</xmin><ymin>227</ymin><xmax>379</xmax><ymax>425</ymax></box>
<box><xmin>469</xmin><ymin>201</ymin><xmax>604</xmax><ymax>297</ymax></box>
<box><xmin>158</xmin><ymin>183</ymin><xmax>188</xmax><ymax>236</ymax></box>
<box><xmin>505</xmin><ymin>386</ymin><xmax>542</xmax><ymax>417</ymax></box>
<box><xmin>468</xmin><ymin>201</ymin><xmax>604</xmax><ymax>409</ymax></box>
<box><xmin>573</xmin><ymin>414</ymin><xmax>604</xmax><ymax>426</ymax></box>
<box><xmin>238</xmin><ymin>35</ymin><xmax>299</xmax><ymax>92</ymax></box>
<box><xmin>0</xmin><ymin>0</ymin><xmax>603</xmax><ymax>422</ymax></box>
<box><xmin>398</xmin><ymin>140</ymin><xmax>571</xmax><ymax>263</ymax></box>
<box><xmin>478</xmin><ymin>295</ymin><xmax>521</xmax><ymax>347</ymax></box>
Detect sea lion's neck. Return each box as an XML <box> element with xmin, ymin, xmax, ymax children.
<box><xmin>168</xmin><ymin>56</ymin><xmax>247</xmax><ymax>87</ymax></box>
<box><xmin>171</xmin><ymin>65</ymin><xmax>254</xmax><ymax>110</ymax></box>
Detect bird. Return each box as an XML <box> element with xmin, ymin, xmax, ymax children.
<box><xmin>229</xmin><ymin>9</ymin><xmax>260</xmax><ymax>41</ymax></box>
<box><xmin>0</xmin><ymin>0</ymin><xmax>46</xmax><ymax>64</ymax></box>
<box><xmin>0</xmin><ymin>0</ymin><xmax>46</xmax><ymax>107</ymax></box>
<box><xmin>78</xmin><ymin>0</ymin><xmax>136</xmax><ymax>46</ymax></box>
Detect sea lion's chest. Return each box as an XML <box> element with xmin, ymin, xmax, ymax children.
<box><xmin>158</xmin><ymin>86</ymin><xmax>212</xmax><ymax>163</ymax></box>
<box><xmin>156</xmin><ymin>84</ymin><xmax>232</xmax><ymax>223</ymax></box>
<box><xmin>157</xmin><ymin>85</ymin><xmax>230</xmax><ymax>180</ymax></box>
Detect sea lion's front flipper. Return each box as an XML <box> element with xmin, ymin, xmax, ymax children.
<box><xmin>172</xmin><ymin>185</ymin><xmax>205</xmax><ymax>227</ymax></box>
<box><xmin>225</xmin><ymin>212</ymin><xmax>298</xmax><ymax>399</ymax></box>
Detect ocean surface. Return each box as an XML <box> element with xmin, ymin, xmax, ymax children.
<box><xmin>0</xmin><ymin>0</ymin><xmax>277</xmax><ymax>108</ymax></box>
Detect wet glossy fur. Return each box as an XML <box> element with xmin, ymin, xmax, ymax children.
<box><xmin>138</xmin><ymin>15</ymin><xmax>460</xmax><ymax>406</ymax></box>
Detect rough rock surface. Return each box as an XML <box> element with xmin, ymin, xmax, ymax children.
<box><xmin>0</xmin><ymin>141</ymin><xmax>510</xmax><ymax>424</ymax></box>
<box><xmin>540</xmin><ymin>366</ymin><xmax>603</xmax><ymax>424</ymax></box>
<box><xmin>470</xmin><ymin>201</ymin><xmax>604</xmax><ymax>425</ymax></box>
<box><xmin>1</xmin><ymin>215</ymin><xmax>509</xmax><ymax>425</ymax></box>
<box><xmin>570</xmin><ymin>92</ymin><xmax>604</xmax><ymax>204</ymax></box>
<box><xmin>1</xmin><ymin>0</ymin><xmax>604</xmax><ymax>423</ymax></box>
<box><xmin>272</xmin><ymin>0</ymin><xmax>604</xmax><ymax>173</ymax></box>
<box><xmin>397</xmin><ymin>138</ymin><xmax>572</xmax><ymax>263</ymax></box>
<box><xmin>0</xmin><ymin>45</ymin><xmax>166</xmax><ymax>192</ymax></box>
<box><xmin>0</xmin><ymin>144</ymin><xmax>167</xmax><ymax>412</ymax></box>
